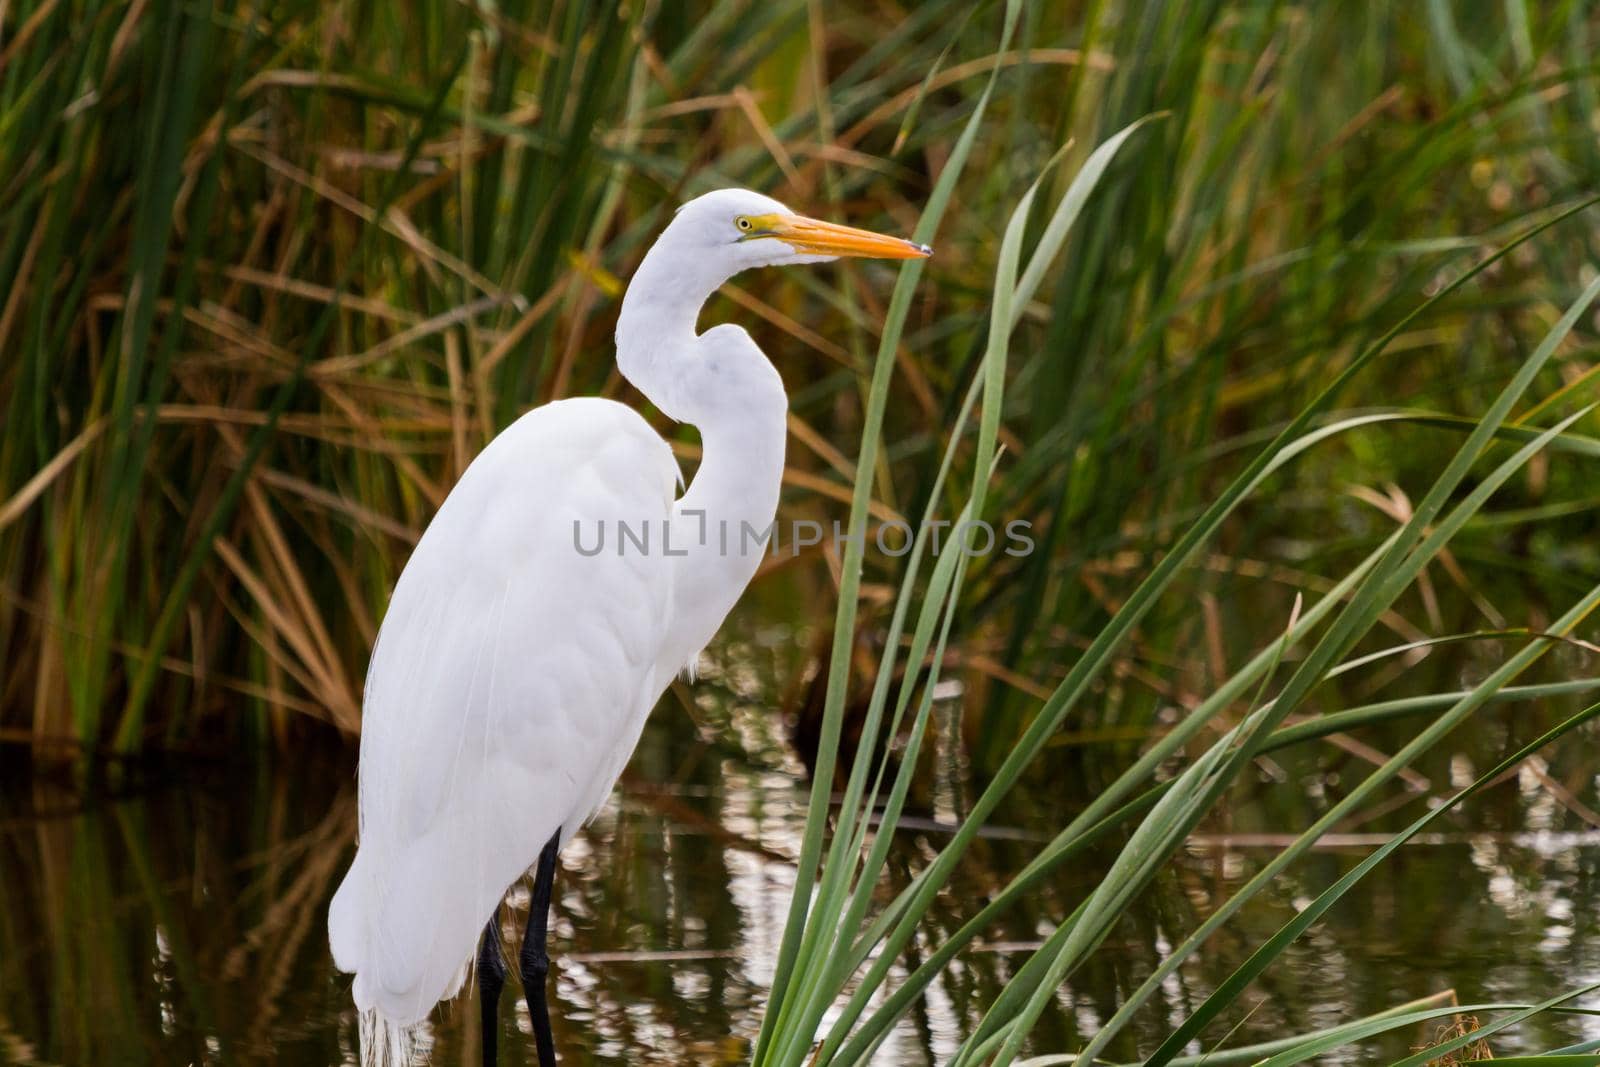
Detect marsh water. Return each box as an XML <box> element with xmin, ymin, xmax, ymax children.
<box><xmin>4</xmin><ymin>608</ymin><xmax>1600</xmax><ymax>1065</ymax></box>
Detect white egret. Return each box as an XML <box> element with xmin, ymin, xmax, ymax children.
<box><xmin>327</xmin><ymin>187</ymin><xmax>930</xmax><ymax>1066</ymax></box>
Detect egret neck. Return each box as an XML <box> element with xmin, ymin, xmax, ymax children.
<box><xmin>615</xmin><ymin>236</ymin><xmax>787</xmax><ymax>675</ymax></box>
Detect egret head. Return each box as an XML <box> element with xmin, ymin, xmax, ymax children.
<box><xmin>618</xmin><ymin>188</ymin><xmax>931</xmax><ymax>422</ymax></box>
<box><xmin>665</xmin><ymin>188</ymin><xmax>931</xmax><ymax>271</ymax></box>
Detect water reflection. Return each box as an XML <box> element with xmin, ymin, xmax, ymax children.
<box><xmin>3</xmin><ymin>634</ymin><xmax>1600</xmax><ymax>1063</ymax></box>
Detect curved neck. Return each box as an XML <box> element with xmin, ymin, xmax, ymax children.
<box><xmin>615</xmin><ymin>240</ymin><xmax>725</xmax><ymax>423</ymax></box>
<box><xmin>616</xmin><ymin>236</ymin><xmax>788</xmax><ymax>674</ymax></box>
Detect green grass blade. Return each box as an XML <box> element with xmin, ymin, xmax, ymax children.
<box><xmin>752</xmin><ymin>4</ymin><xmax>1022</xmax><ymax>1061</ymax></box>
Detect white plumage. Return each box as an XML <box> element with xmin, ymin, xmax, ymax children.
<box><xmin>326</xmin><ymin>188</ymin><xmax>929</xmax><ymax>1065</ymax></box>
<box><xmin>328</xmin><ymin>398</ymin><xmax>679</xmax><ymax>1026</ymax></box>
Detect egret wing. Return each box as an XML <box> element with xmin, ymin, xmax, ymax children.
<box><xmin>329</xmin><ymin>397</ymin><xmax>680</xmax><ymax>1026</ymax></box>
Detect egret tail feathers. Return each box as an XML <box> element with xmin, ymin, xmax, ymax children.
<box><xmin>329</xmin><ymin>794</ymin><xmax>564</xmax><ymax>1063</ymax></box>
<box><xmin>356</xmin><ymin>1004</ymin><xmax>417</xmax><ymax>1067</ymax></box>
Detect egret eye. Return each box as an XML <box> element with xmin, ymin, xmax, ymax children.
<box><xmin>735</xmin><ymin>216</ymin><xmax>754</xmax><ymax>233</ymax></box>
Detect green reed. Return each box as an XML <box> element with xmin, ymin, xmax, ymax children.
<box><xmin>2</xmin><ymin>0</ymin><xmax>1600</xmax><ymax>1061</ymax></box>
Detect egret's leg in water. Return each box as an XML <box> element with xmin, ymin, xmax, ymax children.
<box><xmin>520</xmin><ymin>829</ymin><xmax>562</xmax><ymax>1065</ymax></box>
<box><xmin>477</xmin><ymin>906</ymin><xmax>507</xmax><ymax>1067</ymax></box>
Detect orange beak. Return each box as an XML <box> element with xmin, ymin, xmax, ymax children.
<box><xmin>762</xmin><ymin>213</ymin><xmax>932</xmax><ymax>259</ymax></box>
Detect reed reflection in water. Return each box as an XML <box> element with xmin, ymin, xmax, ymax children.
<box><xmin>5</xmin><ymin>637</ymin><xmax>1600</xmax><ymax>1063</ymax></box>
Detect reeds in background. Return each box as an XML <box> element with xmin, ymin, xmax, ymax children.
<box><xmin>744</xmin><ymin>3</ymin><xmax>1600</xmax><ymax>1060</ymax></box>
<box><xmin>2</xmin><ymin>0</ymin><xmax>1595</xmax><ymax>763</ymax></box>
<box><xmin>5</xmin><ymin>0</ymin><xmax>1600</xmax><ymax>1062</ymax></box>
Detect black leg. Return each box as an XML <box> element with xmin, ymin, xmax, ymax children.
<box><xmin>478</xmin><ymin>906</ymin><xmax>507</xmax><ymax>1067</ymax></box>
<box><xmin>519</xmin><ymin>829</ymin><xmax>562</xmax><ymax>1065</ymax></box>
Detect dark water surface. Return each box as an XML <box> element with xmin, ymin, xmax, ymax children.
<box><xmin>4</xmin><ymin>623</ymin><xmax>1600</xmax><ymax>1065</ymax></box>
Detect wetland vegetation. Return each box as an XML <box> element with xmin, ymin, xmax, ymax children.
<box><xmin>4</xmin><ymin>0</ymin><xmax>1600</xmax><ymax>1062</ymax></box>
